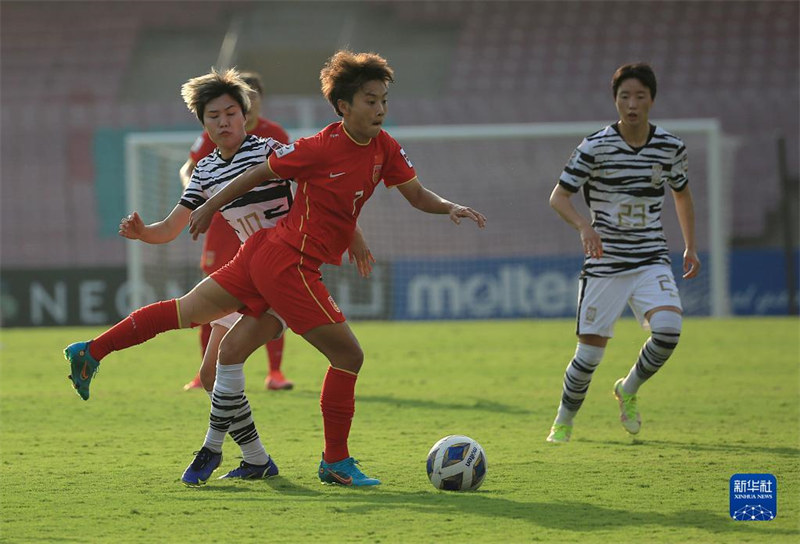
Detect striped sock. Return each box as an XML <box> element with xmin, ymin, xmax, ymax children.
<box><xmin>622</xmin><ymin>311</ymin><xmax>682</xmax><ymax>394</ymax></box>
<box><xmin>555</xmin><ymin>343</ymin><xmax>605</xmax><ymax>424</ymax></box>
<box><xmin>203</xmin><ymin>375</ymin><xmax>268</xmax><ymax>465</ymax></box>
<box><xmin>204</xmin><ymin>364</ymin><xmax>245</xmax><ymax>452</ymax></box>
<box><xmin>229</xmin><ymin>395</ymin><xmax>269</xmax><ymax>466</ymax></box>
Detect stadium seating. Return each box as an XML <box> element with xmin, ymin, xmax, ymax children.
<box><xmin>0</xmin><ymin>0</ymin><xmax>796</xmax><ymax>267</ymax></box>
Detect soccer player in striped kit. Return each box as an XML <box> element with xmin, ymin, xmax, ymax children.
<box><xmin>179</xmin><ymin>71</ymin><xmax>295</xmax><ymax>392</ymax></box>
<box><xmin>65</xmin><ymin>67</ymin><xmax>373</xmax><ymax>484</ymax></box>
<box><xmin>546</xmin><ymin>63</ymin><xmax>700</xmax><ymax>443</ymax></box>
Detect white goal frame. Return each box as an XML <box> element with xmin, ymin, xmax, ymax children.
<box><xmin>125</xmin><ymin>119</ymin><xmax>728</xmax><ymax>316</ymax></box>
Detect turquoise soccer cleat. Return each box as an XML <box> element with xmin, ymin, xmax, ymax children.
<box><xmin>64</xmin><ymin>341</ymin><xmax>100</xmax><ymax>401</ymax></box>
<box><xmin>318</xmin><ymin>454</ymin><xmax>380</xmax><ymax>486</ymax></box>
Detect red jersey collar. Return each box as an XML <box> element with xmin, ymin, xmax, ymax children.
<box><xmin>340</xmin><ymin>122</ymin><xmax>372</xmax><ymax>146</ymax></box>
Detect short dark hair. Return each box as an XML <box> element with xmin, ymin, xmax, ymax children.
<box><xmin>240</xmin><ymin>71</ymin><xmax>264</xmax><ymax>96</ymax></box>
<box><xmin>612</xmin><ymin>63</ymin><xmax>657</xmax><ymax>100</ymax></box>
<box><xmin>180</xmin><ymin>68</ymin><xmax>253</xmax><ymax>123</ymax></box>
<box><xmin>320</xmin><ymin>50</ymin><xmax>394</xmax><ymax>116</ymax></box>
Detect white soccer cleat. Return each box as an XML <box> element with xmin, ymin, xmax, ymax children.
<box><xmin>546</xmin><ymin>423</ymin><xmax>572</xmax><ymax>443</ymax></box>
<box><xmin>613</xmin><ymin>378</ymin><xmax>641</xmax><ymax>434</ymax></box>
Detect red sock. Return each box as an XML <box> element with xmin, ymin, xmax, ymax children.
<box><xmin>89</xmin><ymin>299</ymin><xmax>181</xmax><ymax>361</ymax></box>
<box><xmin>266</xmin><ymin>335</ymin><xmax>285</xmax><ymax>373</ymax></box>
<box><xmin>320</xmin><ymin>366</ymin><xmax>357</xmax><ymax>463</ymax></box>
<box><xmin>200</xmin><ymin>323</ymin><xmax>212</xmax><ymax>357</ymax></box>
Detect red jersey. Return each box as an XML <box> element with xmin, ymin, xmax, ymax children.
<box><xmin>267</xmin><ymin>122</ymin><xmax>416</xmax><ymax>265</ymax></box>
<box><xmin>189</xmin><ymin>117</ymin><xmax>290</xmax><ymax>162</ymax></box>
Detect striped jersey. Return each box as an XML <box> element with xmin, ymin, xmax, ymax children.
<box><xmin>558</xmin><ymin>123</ymin><xmax>689</xmax><ymax>277</ymax></box>
<box><xmin>179</xmin><ymin>135</ymin><xmax>294</xmax><ymax>242</ymax></box>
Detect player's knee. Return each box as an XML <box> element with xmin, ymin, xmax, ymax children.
<box><xmin>332</xmin><ymin>344</ymin><xmax>364</xmax><ymax>374</ymax></box>
<box><xmin>649</xmin><ymin>310</ymin><xmax>682</xmax><ymax>348</ymax></box>
<box><xmin>347</xmin><ymin>345</ymin><xmax>365</xmax><ymax>373</ymax></box>
<box><xmin>217</xmin><ymin>335</ymin><xmax>248</xmax><ymax>365</ymax></box>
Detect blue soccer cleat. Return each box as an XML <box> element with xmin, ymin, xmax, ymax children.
<box><xmin>318</xmin><ymin>454</ymin><xmax>380</xmax><ymax>486</ymax></box>
<box><xmin>181</xmin><ymin>447</ymin><xmax>223</xmax><ymax>487</ymax></box>
<box><xmin>64</xmin><ymin>341</ymin><xmax>100</xmax><ymax>401</ymax></box>
<box><xmin>219</xmin><ymin>457</ymin><xmax>279</xmax><ymax>480</ymax></box>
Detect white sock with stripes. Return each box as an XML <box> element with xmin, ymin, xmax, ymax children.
<box><xmin>202</xmin><ymin>363</ymin><xmax>269</xmax><ymax>466</ymax></box>
<box><xmin>555</xmin><ymin>343</ymin><xmax>605</xmax><ymax>425</ymax></box>
<box><xmin>622</xmin><ymin>311</ymin><xmax>682</xmax><ymax>395</ymax></box>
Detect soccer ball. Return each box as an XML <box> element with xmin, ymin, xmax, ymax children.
<box><xmin>426</xmin><ymin>435</ymin><xmax>487</xmax><ymax>491</ymax></box>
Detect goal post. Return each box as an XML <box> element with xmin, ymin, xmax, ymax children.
<box><xmin>124</xmin><ymin>119</ymin><xmax>729</xmax><ymax>318</ymax></box>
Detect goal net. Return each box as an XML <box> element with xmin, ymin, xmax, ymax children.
<box><xmin>125</xmin><ymin>120</ymin><xmax>728</xmax><ymax>321</ymax></box>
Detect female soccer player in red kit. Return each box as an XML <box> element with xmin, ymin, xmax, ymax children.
<box><xmin>65</xmin><ymin>50</ymin><xmax>485</xmax><ymax>487</ymax></box>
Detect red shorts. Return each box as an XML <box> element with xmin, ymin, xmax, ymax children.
<box><xmin>201</xmin><ymin>212</ymin><xmax>241</xmax><ymax>275</ymax></box>
<box><xmin>210</xmin><ymin>229</ymin><xmax>345</xmax><ymax>334</ymax></box>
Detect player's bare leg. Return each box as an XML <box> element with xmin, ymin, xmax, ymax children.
<box><xmin>303</xmin><ymin>322</ymin><xmax>379</xmax><ymax>486</ymax></box>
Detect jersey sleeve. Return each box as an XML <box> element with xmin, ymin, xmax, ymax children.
<box><xmin>669</xmin><ymin>143</ymin><xmax>689</xmax><ymax>191</ymax></box>
<box><xmin>189</xmin><ymin>132</ymin><xmax>216</xmax><ymax>163</ymax></box>
<box><xmin>558</xmin><ymin>138</ymin><xmax>595</xmax><ymax>193</ymax></box>
<box><xmin>381</xmin><ymin>137</ymin><xmax>417</xmax><ymax>188</ymax></box>
<box><xmin>178</xmin><ymin>164</ymin><xmax>209</xmax><ymax>210</ymax></box>
<box><xmin>267</xmin><ymin>135</ymin><xmax>324</xmax><ymax>182</ymax></box>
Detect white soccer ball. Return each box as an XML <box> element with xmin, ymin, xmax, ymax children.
<box><xmin>426</xmin><ymin>435</ymin><xmax>487</xmax><ymax>491</ymax></box>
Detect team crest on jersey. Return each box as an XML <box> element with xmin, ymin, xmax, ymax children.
<box><xmin>274</xmin><ymin>143</ymin><xmax>296</xmax><ymax>158</ymax></box>
<box><xmin>372</xmin><ymin>164</ymin><xmax>383</xmax><ymax>184</ymax></box>
<box><xmin>400</xmin><ymin>147</ymin><xmax>413</xmax><ymax>168</ymax></box>
<box><xmin>651</xmin><ymin>163</ymin><xmax>664</xmax><ymax>186</ymax></box>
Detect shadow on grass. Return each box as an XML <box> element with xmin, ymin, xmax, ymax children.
<box><xmin>176</xmin><ymin>475</ymin><xmax>326</xmax><ymax>496</ymax></box>
<box><xmin>175</xmin><ymin>483</ymin><xmax>798</xmax><ymax>537</ymax></box>
<box><xmin>288</xmin><ymin>390</ymin><xmax>530</xmax><ymax>415</ymax></box>
<box><xmin>577</xmin><ymin>437</ymin><xmax>800</xmax><ymax>457</ymax></box>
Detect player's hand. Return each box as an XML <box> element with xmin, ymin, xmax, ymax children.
<box><xmin>348</xmin><ymin>237</ymin><xmax>375</xmax><ymax>278</ymax></box>
<box><xmin>188</xmin><ymin>203</ymin><xmax>215</xmax><ymax>240</ymax></box>
<box><xmin>449</xmin><ymin>204</ymin><xmax>486</xmax><ymax>228</ymax></box>
<box><xmin>119</xmin><ymin>211</ymin><xmax>145</xmax><ymax>240</ymax></box>
<box><xmin>580</xmin><ymin>225</ymin><xmax>603</xmax><ymax>258</ymax></box>
<box><xmin>683</xmin><ymin>249</ymin><xmax>701</xmax><ymax>279</ymax></box>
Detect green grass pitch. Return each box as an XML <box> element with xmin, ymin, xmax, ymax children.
<box><xmin>1</xmin><ymin>317</ymin><xmax>798</xmax><ymax>543</ymax></box>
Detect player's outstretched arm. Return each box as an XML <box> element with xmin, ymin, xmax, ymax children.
<box><xmin>188</xmin><ymin>162</ymin><xmax>277</xmax><ymax>239</ymax></box>
<box><xmin>119</xmin><ymin>205</ymin><xmax>191</xmax><ymax>244</ymax></box>
<box><xmin>549</xmin><ymin>184</ymin><xmax>603</xmax><ymax>258</ymax></box>
<box><xmin>396</xmin><ymin>178</ymin><xmax>486</xmax><ymax>228</ymax></box>
<box><xmin>671</xmin><ymin>186</ymin><xmax>700</xmax><ymax>279</ymax></box>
